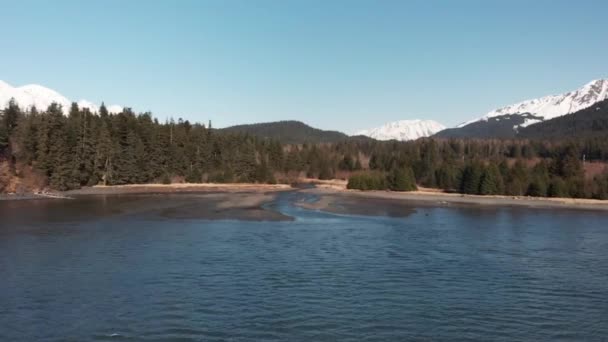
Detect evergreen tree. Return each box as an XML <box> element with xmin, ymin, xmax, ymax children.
<box><xmin>338</xmin><ymin>154</ymin><xmax>355</xmax><ymax>171</ymax></box>
<box><xmin>505</xmin><ymin>160</ymin><xmax>528</xmax><ymax>196</ymax></box>
<box><xmin>548</xmin><ymin>177</ymin><xmax>568</xmax><ymax>198</ymax></box>
<box><xmin>389</xmin><ymin>166</ymin><xmax>417</xmax><ymax>191</ymax></box>
<box><xmin>479</xmin><ymin>163</ymin><xmax>504</xmax><ymax>195</ymax></box>
<box><xmin>460</xmin><ymin>162</ymin><xmax>483</xmax><ymax>194</ymax></box>
<box><xmin>94</xmin><ymin>120</ymin><xmax>114</xmax><ymax>185</ymax></box>
<box><xmin>435</xmin><ymin>164</ymin><xmax>459</xmax><ymax>191</ymax></box>
<box><xmin>0</xmin><ymin>99</ymin><xmax>22</xmax><ymax>151</ymax></box>
<box><xmin>2</xmin><ymin>99</ymin><xmax>20</xmax><ymax>136</ymax></box>
<box><xmin>526</xmin><ymin>177</ymin><xmax>547</xmax><ymax>197</ymax></box>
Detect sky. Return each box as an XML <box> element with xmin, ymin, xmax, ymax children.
<box><xmin>1</xmin><ymin>0</ymin><xmax>607</xmax><ymax>133</ymax></box>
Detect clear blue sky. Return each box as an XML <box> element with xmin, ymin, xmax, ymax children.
<box><xmin>2</xmin><ymin>0</ymin><xmax>607</xmax><ymax>132</ymax></box>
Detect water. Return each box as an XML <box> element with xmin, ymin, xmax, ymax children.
<box><xmin>1</xmin><ymin>192</ymin><xmax>608</xmax><ymax>341</ymax></box>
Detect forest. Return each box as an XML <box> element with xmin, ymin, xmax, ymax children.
<box><xmin>1</xmin><ymin>99</ymin><xmax>608</xmax><ymax>199</ymax></box>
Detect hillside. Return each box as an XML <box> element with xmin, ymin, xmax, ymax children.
<box><xmin>220</xmin><ymin>120</ymin><xmax>352</xmax><ymax>144</ymax></box>
<box><xmin>519</xmin><ymin>98</ymin><xmax>608</xmax><ymax>139</ymax></box>
<box><xmin>435</xmin><ymin>79</ymin><xmax>608</xmax><ymax>139</ymax></box>
<box><xmin>435</xmin><ymin>113</ymin><xmax>543</xmax><ymax>139</ymax></box>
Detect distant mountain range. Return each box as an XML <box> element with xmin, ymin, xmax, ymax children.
<box><xmin>2</xmin><ymin>78</ymin><xmax>608</xmax><ymax>143</ymax></box>
<box><xmin>356</xmin><ymin>120</ymin><xmax>445</xmax><ymax>141</ymax></box>
<box><xmin>436</xmin><ymin>79</ymin><xmax>608</xmax><ymax>139</ymax></box>
<box><xmin>0</xmin><ymin>80</ymin><xmax>122</xmax><ymax>114</ymax></box>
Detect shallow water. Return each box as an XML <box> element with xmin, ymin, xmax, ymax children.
<box><xmin>1</xmin><ymin>192</ymin><xmax>608</xmax><ymax>341</ymax></box>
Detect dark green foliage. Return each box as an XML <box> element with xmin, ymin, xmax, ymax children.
<box><xmin>526</xmin><ymin>178</ymin><xmax>547</xmax><ymax>197</ymax></box>
<box><xmin>435</xmin><ymin>164</ymin><xmax>459</xmax><ymax>191</ymax></box>
<box><xmin>0</xmin><ymin>99</ymin><xmax>21</xmax><ymax>152</ymax></box>
<box><xmin>388</xmin><ymin>167</ymin><xmax>417</xmax><ymax>191</ymax></box>
<box><xmin>255</xmin><ymin>158</ymin><xmax>276</xmax><ymax>184</ymax></box>
<box><xmin>347</xmin><ymin>172</ymin><xmax>388</xmax><ymax>190</ymax></box>
<box><xmin>548</xmin><ymin>177</ymin><xmax>568</xmax><ymax>198</ymax></box>
<box><xmin>479</xmin><ymin>163</ymin><xmax>504</xmax><ymax>195</ymax></box>
<box><xmin>338</xmin><ymin>154</ymin><xmax>355</xmax><ymax>171</ymax></box>
<box><xmin>505</xmin><ymin>160</ymin><xmax>528</xmax><ymax>196</ymax></box>
<box><xmin>460</xmin><ymin>162</ymin><xmax>484</xmax><ymax>194</ymax></box>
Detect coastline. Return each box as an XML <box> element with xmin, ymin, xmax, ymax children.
<box><xmin>0</xmin><ymin>183</ymin><xmax>292</xmax><ymax>201</ymax></box>
<box><xmin>300</xmin><ymin>186</ymin><xmax>608</xmax><ymax>212</ymax></box>
<box><xmin>65</xmin><ymin>183</ymin><xmax>293</xmax><ymax>195</ymax></box>
<box><xmin>0</xmin><ymin>186</ymin><xmax>294</xmax><ymax>222</ymax></box>
<box><xmin>2</xmin><ymin>180</ymin><xmax>608</xmax><ymax>212</ymax></box>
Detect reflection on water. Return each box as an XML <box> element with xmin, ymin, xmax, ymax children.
<box><xmin>1</xmin><ymin>194</ymin><xmax>607</xmax><ymax>341</ymax></box>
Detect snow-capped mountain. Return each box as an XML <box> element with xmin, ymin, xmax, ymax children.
<box><xmin>458</xmin><ymin>79</ymin><xmax>608</xmax><ymax>128</ymax></box>
<box><xmin>357</xmin><ymin>119</ymin><xmax>446</xmax><ymax>141</ymax></box>
<box><xmin>0</xmin><ymin>80</ymin><xmax>122</xmax><ymax>114</ymax></box>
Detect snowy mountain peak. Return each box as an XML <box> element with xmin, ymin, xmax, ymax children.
<box><xmin>357</xmin><ymin>119</ymin><xmax>446</xmax><ymax>141</ymax></box>
<box><xmin>458</xmin><ymin>78</ymin><xmax>608</xmax><ymax>128</ymax></box>
<box><xmin>0</xmin><ymin>80</ymin><xmax>123</xmax><ymax>114</ymax></box>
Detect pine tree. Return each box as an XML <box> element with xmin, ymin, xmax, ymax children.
<box><xmin>548</xmin><ymin>177</ymin><xmax>568</xmax><ymax>198</ymax></box>
<box><xmin>2</xmin><ymin>99</ymin><xmax>20</xmax><ymax>136</ymax></box>
<box><xmin>436</xmin><ymin>164</ymin><xmax>458</xmax><ymax>191</ymax></box>
<box><xmin>460</xmin><ymin>162</ymin><xmax>483</xmax><ymax>194</ymax></box>
<box><xmin>389</xmin><ymin>166</ymin><xmax>417</xmax><ymax>191</ymax></box>
<box><xmin>49</xmin><ymin>133</ymin><xmax>75</xmax><ymax>190</ymax></box>
<box><xmin>94</xmin><ymin>120</ymin><xmax>114</xmax><ymax>185</ymax></box>
<box><xmin>338</xmin><ymin>154</ymin><xmax>355</xmax><ymax>171</ymax></box>
<box><xmin>505</xmin><ymin>160</ymin><xmax>528</xmax><ymax>196</ymax></box>
<box><xmin>0</xmin><ymin>99</ymin><xmax>21</xmax><ymax>151</ymax></box>
<box><xmin>526</xmin><ymin>177</ymin><xmax>547</xmax><ymax>197</ymax></box>
<box><xmin>479</xmin><ymin>163</ymin><xmax>504</xmax><ymax>195</ymax></box>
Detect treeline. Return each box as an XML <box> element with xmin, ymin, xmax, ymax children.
<box><xmin>2</xmin><ymin>99</ymin><xmax>608</xmax><ymax>199</ymax></box>
<box><xmin>341</xmin><ymin>138</ymin><xmax>608</xmax><ymax>199</ymax></box>
<box><xmin>0</xmin><ymin>100</ymin><xmax>338</xmax><ymax>191</ymax></box>
<box><xmin>347</xmin><ymin>168</ymin><xmax>417</xmax><ymax>192</ymax></box>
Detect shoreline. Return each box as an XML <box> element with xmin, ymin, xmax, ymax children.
<box><xmin>65</xmin><ymin>183</ymin><xmax>293</xmax><ymax>195</ymax></box>
<box><xmin>2</xmin><ymin>181</ymin><xmax>608</xmax><ymax>212</ymax></box>
<box><xmin>301</xmin><ymin>186</ymin><xmax>608</xmax><ymax>212</ymax></box>
<box><xmin>0</xmin><ymin>183</ymin><xmax>292</xmax><ymax>201</ymax></box>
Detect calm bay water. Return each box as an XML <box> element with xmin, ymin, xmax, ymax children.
<box><xmin>1</xmin><ymin>193</ymin><xmax>608</xmax><ymax>341</ymax></box>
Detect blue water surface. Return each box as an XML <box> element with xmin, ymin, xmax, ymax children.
<box><xmin>1</xmin><ymin>193</ymin><xmax>607</xmax><ymax>341</ymax></box>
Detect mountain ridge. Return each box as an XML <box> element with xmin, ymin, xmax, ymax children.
<box><xmin>436</xmin><ymin>78</ymin><xmax>608</xmax><ymax>138</ymax></box>
<box><xmin>220</xmin><ymin>120</ymin><xmax>357</xmax><ymax>144</ymax></box>
<box><xmin>357</xmin><ymin>119</ymin><xmax>445</xmax><ymax>141</ymax></box>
